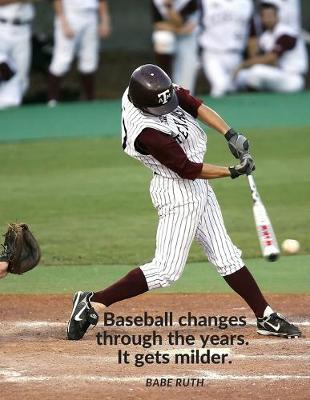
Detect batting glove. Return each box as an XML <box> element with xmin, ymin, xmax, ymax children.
<box><xmin>225</xmin><ymin>128</ymin><xmax>249</xmax><ymax>159</ymax></box>
<box><xmin>229</xmin><ymin>153</ymin><xmax>255</xmax><ymax>179</ymax></box>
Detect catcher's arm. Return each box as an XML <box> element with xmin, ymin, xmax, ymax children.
<box><xmin>0</xmin><ymin>262</ymin><xmax>8</xmax><ymax>279</ymax></box>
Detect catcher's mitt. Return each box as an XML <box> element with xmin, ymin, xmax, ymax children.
<box><xmin>0</xmin><ymin>223</ymin><xmax>41</xmax><ymax>275</ymax></box>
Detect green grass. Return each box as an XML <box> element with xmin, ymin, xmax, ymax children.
<box><xmin>0</xmin><ymin>126</ymin><xmax>309</xmax><ymax>266</ymax></box>
<box><xmin>0</xmin><ymin>256</ymin><xmax>308</xmax><ymax>294</ymax></box>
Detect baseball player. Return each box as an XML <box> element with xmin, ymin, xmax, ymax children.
<box><xmin>47</xmin><ymin>0</ymin><xmax>110</xmax><ymax>105</ymax></box>
<box><xmin>235</xmin><ymin>2</ymin><xmax>308</xmax><ymax>92</ymax></box>
<box><xmin>67</xmin><ymin>64</ymin><xmax>301</xmax><ymax>341</ymax></box>
<box><xmin>152</xmin><ymin>0</ymin><xmax>200</xmax><ymax>93</ymax></box>
<box><xmin>0</xmin><ymin>0</ymin><xmax>35</xmax><ymax>109</ymax></box>
<box><xmin>199</xmin><ymin>0</ymin><xmax>255</xmax><ymax>97</ymax></box>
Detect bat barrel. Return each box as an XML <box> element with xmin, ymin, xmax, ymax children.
<box><xmin>247</xmin><ymin>174</ymin><xmax>280</xmax><ymax>262</ymax></box>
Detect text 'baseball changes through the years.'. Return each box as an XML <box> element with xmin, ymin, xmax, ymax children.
<box><xmin>95</xmin><ymin>311</ymin><xmax>250</xmax><ymax>368</ymax></box>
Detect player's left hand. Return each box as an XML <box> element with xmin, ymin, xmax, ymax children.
<box><xmin>229</xmin><ymin>153</ymin><xmax>255</xmax><ymax>179</ymax></box>
<box><xmin>225</xmin><ymin>128</ymin><xmax>250</xmax><ymax>159</ymax></box>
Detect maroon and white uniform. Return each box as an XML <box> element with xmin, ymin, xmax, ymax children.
<box><xmin>121</xmin><ymin>86</ymin><xmax>244</xmax><ymax>290</ymax></box>
<box><xmin>236</xmin><ymin>23</ymin><xmax>308</xmax><ymax>92</ymax></box>
<box><xmin>199</xmin><ymin>0</ymin><xmax>254</xmax><ymax>97</ymax></box>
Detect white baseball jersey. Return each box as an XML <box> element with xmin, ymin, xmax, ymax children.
<box><xmin>259</xmin><ymin>23</ymin><xmax>308</xmax><ymax>74</ymax></box>
<box><xmin>0</xmin><ymin>4</ymin><xmax>34</xmax><ymax>21</ymax></box>
<box><xmin>121</xmin><ymin>87</ymin><xmax>244</xmax><ymax>287</ymax></box>
<box><xmin>153</xmin><ymin>0</ymin><xmax>199</xmax><ymax>21</ymax></box>
<box><xmin>199</xmin><ymin>0</ymin><xmax>254</xmax><ymax>52</ymax></box>
<box><xmin>61</xmin><ymin>0</ymin><xmax>99</xmax><ymax>12</ymax></box>
<box><xmin>121</xmin><ymin>87</ymin><xmax>207</xmax><ymax>179</ymax></box>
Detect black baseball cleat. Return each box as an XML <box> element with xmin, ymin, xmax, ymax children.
<box><xmin>67</xmin><ymin>291</ymin><xmax>98</xmax><ymax>340</ymax></box>
<box><xmin>257</xmin><ymin>312</ymin><xmax>301</xmax><ymax>339</ymax></box>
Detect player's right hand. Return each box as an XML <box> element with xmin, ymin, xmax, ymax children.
<box><xmin>225</xmin><ymin>128</ymin><xmax>249</xmax><ymax>159</ymax></box>
<box><xmin>61</xmin><ymin>21</ymin><xmax>75</xmax><ymax>38</ymax></box>
<box><xmin>229</xmin><ymin>153</ymin><xmax>255</xmax><ymax>179</ymax></box>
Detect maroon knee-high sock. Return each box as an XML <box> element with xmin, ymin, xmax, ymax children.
<box><xmin>47</xmin><ymin>72</ymin><xmax>62</xmax><ymax>101</ymax></box>
<box><xmin>91</xmin><ymin>267</ymin><xmax>148</xmax><ymax>307</ymax></box>
<box><xmin>79</xmin><ymin>72</ymin><xmax>96</xmax><ymax>100</ymax></box>
<box><xmin>223</xmin><ymin>266</ymin><xmax>269</xmax><ymax>318</ymax></box>
<box><xmin>154</xmin><ymin>53</ymin><xmax>173</xmax><ymax>77</ymax></box>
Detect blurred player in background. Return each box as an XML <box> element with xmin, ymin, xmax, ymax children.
<box><xmin>47</xmin><ymin>0</ymin><xmax>111</xmax><ymax>105</ymax></box>
<box><xmin>152</xmin><ymin>0</ymin><xmax>200</xmax><ymax>93</ymax></box>
<box><xmin>0</xmin><ymin>0</ymin><xmax>35</xmax><ymax>109</ymax></box>
<box><xmin>199</xmin><ymin>0</ymin><xmax>255</xmax><ymax>97</ymax></box>
<box><xmin>235</xmin><ymin>2</ymin><xmax>308</xmax><ymax>92</ymax></box>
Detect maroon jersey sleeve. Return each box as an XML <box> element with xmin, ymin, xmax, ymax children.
<box><xmin>249</xmin><ymin>16</ymin><xmax>257</xmax><ymax>38</ymax></box>
<box><xmin>272</xmin><ymin>34</ymin><xmax>297</xmax><ymax>56</ymax></box>
<box><xmin>175</xmin><ymin>86</ymin><xmax>203</xmax><ymax>118</ymax></box>
<box><xmin>134</xmin><ymin>128</ymin><xmax>203</xmax><ymax>180</ymax></box>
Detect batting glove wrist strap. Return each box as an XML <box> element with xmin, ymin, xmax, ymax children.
<box><xmin>224</xmin><ymin>128</ymin><xmax>237</xmax><ymax>141</ymax></box>
<box><xmin>229</xmin><ymin>166</ymin><xmax>239</xmax><ymax>179</ymax></box>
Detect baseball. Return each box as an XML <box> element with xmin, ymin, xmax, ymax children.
<box><xmin>281</xmin><ymin>239</ymin><xmax>300</xmax><ymax>255</ymax></box>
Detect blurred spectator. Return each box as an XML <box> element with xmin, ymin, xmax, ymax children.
<box><xmin>152</xmin><ymin>0</ymin><xmax>200</xmax><ymax>93</ymax></box>
<box><xmin>199</xmin><ymin>0</ymin><xmax>255</xmax><ymax>97</ymax></box>
<box><xmin>235</xmin><ymin>2</ymin><xmax>308</xmax><ymax>92</ymax></box>
<box><xmin>48</xmin><ymin>0</ymin><xmax>111</xmax><ymax>105</ymax></box>
<box><xmin>0</xmin><ymin>0</ymin><xmax>35</xmax><ymax>109</ymax></box>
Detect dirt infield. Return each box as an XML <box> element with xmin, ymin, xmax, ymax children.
<box><xmin>0</xmin><ymin>293</ymin><xmax>309</xmax><ymax>400</ymax></box>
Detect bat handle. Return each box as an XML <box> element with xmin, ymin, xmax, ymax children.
<box><xmin>246</xmin><ymin>174</ymin><xmax>260</xmax><ymax>202</ymax></box>
<box><xmin>247</xmin><ymin>174</ymin><xmax>255</xmax><ymax>192</ymax></box>
<box><xmin>247</xmin><ymin>174</ymin><xmax>254</xmax><ymax>186</ymax></box>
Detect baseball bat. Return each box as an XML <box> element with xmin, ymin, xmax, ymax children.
<box><xmin>247</xmin><ymin>174</ymin><xmax>280</xmax><ymax>262</ymax></box>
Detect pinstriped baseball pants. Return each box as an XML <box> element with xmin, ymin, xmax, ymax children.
<box><xmin>140</xmin><ymin>174</ymin><xmax>244</xmax><ymax>290</ymax></box>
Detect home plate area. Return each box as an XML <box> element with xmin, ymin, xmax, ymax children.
<box><xmin>0</xmin><ymin>293</ymin><xmax>309</xmax><ymax>399</ymax></box>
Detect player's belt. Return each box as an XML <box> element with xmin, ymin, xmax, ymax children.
<box><xmin>0</xmin><ymin>17</ymin><xmax>31</xmax><ymax>26</ymax></box>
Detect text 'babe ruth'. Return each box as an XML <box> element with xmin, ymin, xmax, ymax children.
<box><xmin>67</xmin><ymin>64</ymin><xmax>301</xmax><ymax>341</ymax></box>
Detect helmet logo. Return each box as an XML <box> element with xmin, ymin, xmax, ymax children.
<box><xmin>157</xmin><ymin>89</ymin><xmax>171</xmax><ymax>105</ymax></box>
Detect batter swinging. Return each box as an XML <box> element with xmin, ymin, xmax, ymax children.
<box><xmin>67</xmin><ymin>64</ymin><xmax>300</xmax><ymax>340</ymax></box>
